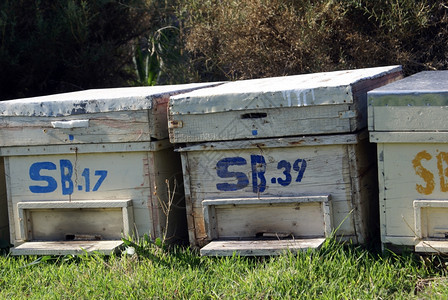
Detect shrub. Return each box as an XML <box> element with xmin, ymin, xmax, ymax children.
<box><xmin>0</xmin><ymin>0</ymin><xmax>155</xmax><ymax>100</ymax></box>
<box><xmin>179</xmin><ymin>0</ymin><xmax>448</xmax><ymax>80</ymax></box>
<box><xmin>2</xmin><ymin>0</ymin><xmax>447</xmax><ymax>99</ymax></box>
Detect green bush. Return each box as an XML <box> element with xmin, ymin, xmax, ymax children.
<box><xmin>0</xmin><ymin>0</ymin><xmax>156</xmax><ymax>100</ymax></box>
<box><xmin>178</xmin><ymin>0</ymin><xmax>448</xmax><ymax>80</ymax></box>
<box><xmin>1</xmin><ymin>0</ymin><xmax>447</xmax><ymax>100</ymax></box>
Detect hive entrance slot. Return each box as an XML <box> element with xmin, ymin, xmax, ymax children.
<box><xmin>241</xmin><ymin>113</ymin><xmax>267</xmax><ymax>119</ymax></box>
<box><xmin>12</xmin><ymin>200</ymin><xmax>134</xmax><ymax>255</ymax></box>
<box><xmin>255</xmin><ymin>232</ymin><xmax>293</xmax><ymax>239</ymax></box>
<box><xmin>201</xmin><ymin>195</ymin><xmax>331</xmax><ymax>256</ymax></box>
<box><xmin>414</xmin><ymin>200</ymin><xmax>448</xmax><ymax>253</ymax></box>
<box><xmin>65</xmin><ymin>234</ymin><xmax>102</xmax><ymax>241</ymax></box>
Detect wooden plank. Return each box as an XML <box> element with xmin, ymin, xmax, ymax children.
<box><xmin>180</xmin><ymin>152</ymin><xmax>197</xmax><ymax>246</ymax></box>
<box><xmin>200</xmin><ymin>238</ymin><xmax>325</xmax><ymax>256</ymax></box>
<box><xmin>414</xmin><ymin>200</ymin><xmax>448</xmax><ymax>208</ymax></box>
<box><xmin>370</xmin><ymin>106</ymin><xmax>448</xmax><ymax>132</ymax></box>
<box><xmin>202</xmin><ymin>195</ymin><xmax>330</xmax><ymax>206</ymax></box>
<box><xmin>170</xmin><ymin>66</ymin><xmax>402</xmax><ymax>114</ymax></box>
<box><xmin>11</xmin><ymin>240</ymin><xmax>124</xmax><ymax>256</ymax></box>
<box><xmin>414</xmin><ymin>200</ymin><xmax>423</xmax><ymax>239</ymax></box>
<box><xmin>177</xmin><ymin>132</ymin><xmax>360</xmax><ymax>151</ymax></box>
<box><xmin>0</xmin><ymin>83</ymin><xmax>221</xmax><ymax>117</ymax></box>
<box><xmin>17</xmin><ymin>199</ymin><xmax>132</xmax><ymax>209</ymax></box>
<box><xmin>0</xmin><ymin>157</ymin><xmax>8</xmax><ymax>243</ymax></box>
<box><xmin>3</xmin><ymin>158</ymin><xmax>15</xmax><ymax>245</ymax></box>
<box><xmin>345</xmin><ymin>143</ymin><xmax>362</xmax><ymax>243</ymax></box>
<box><xmin>370</xmin><ymin>132</ymin><xmax>448</xmax><ymax>144</ymax></box>
<box><xmin>379</xmin><ymin>143</ymin><xmax>419</xmax><ymax>239</ymax></box>
<box><xmin>382</xmin><ymin>236</ymin><xmax>416</xmax><ymax>246</ymax></box>
<box><xmin>0</xmin><ymin>111</ymin><xmax>155</xmax><ymax>147</ymax></box>
<box><xmin>367</xmin><ymin>106</ymin><xmax>375</xmax><ymax>132</ymax></box>
<box><xmin>415</xmin><ymin>240</ymin><xmax>448</xmax><ymax>253</ymax></box>
<box><xmin>170</xmin><ymin>105</ymin><xmax>355</xmax><ymax>143</ymax></box>
<box><xmin>0</xmin><ymin>140</ymin><xmax>171</xmax><ymax>157</ymax></box>
<box><xmin>377</xmin><ymin>144</ymin><xmax>388</xmax><ymax>248</ymax></box>
<box><xmin>203</xmin><ymin>205</ymin><xmax>217</xmax><ymax>240</ymax></box>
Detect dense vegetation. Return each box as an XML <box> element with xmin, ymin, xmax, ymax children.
<box><xmin>0</xmin><ymin>0</ymin><xmax>447</xmax><ymax>100</ymax></box>
<box><xmin>182</xmin><ymin>0</ymin><xmax>448</xmax><ymax>80</ymax></box>
<box><xmin>0</xmin><ymin>0</ymin><xmax>180</xmax><ymax>100</ymax></box>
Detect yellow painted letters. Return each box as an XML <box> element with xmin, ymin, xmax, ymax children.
<box><xmin>437</xmin><ymin>152</ymin><xmax>448</xmax><ymax>192</ymax></box>
<box><xmin>412</xmin><ymin>150</ymin><xmax>435</xmax><ymax>195</ymax></box>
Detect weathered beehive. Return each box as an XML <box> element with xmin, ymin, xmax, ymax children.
<box><xmin>169</xmin><ymin>66</ymin><xmax>403</xmax><ymax>256</ymax></box>
<box><xmin>369</xmin><ymin>70</ymin><xmax>448</xmax><ymax>253</ymax></box>
<box><xmin>0</xmin><ymin>83</ymin><xmax>218</xmax><ymax>255</ymax></box>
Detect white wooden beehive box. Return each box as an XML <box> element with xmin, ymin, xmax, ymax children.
<box><xmin>178</xmin><ymin>132</ymin><xmax>379</xmax><ymax>256</ymax></box>
<box><xmin>0</xmin><ymin>83</ymin><xmax>218</xmax><ymax>255</ymax></box>
<box><xmin>369</xmin><ymin>70</ymin><xmax>448</xmax><ymax>253</ymax></box>
<box><xmin>170</xmin><ymin>66</ymin><xmax>403</xmax><ymax>256</ymax></box>
<box><xmin>169</xmin><ymin>66</ymin><xmax>402</xmax><ymax>143</ymax></box>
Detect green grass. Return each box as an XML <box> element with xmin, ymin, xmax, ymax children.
<box><xmin>0</xmin><ymin>239</ymin><xmax>447</xmax><ymax>299</ymax></box>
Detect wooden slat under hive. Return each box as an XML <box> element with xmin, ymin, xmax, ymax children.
<box><xmin>12</xmin><ymin>241</ymin><xmax>125</xmax><ymax>256</ymax></box>
<box><xmin>200</xmin><ymin>239</ymin><xmax>326</xmax><ymax>256</ymax></box>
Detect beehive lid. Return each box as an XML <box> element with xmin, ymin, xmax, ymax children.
<box><xmin>369</xmin><ymin>71</ymin><xmax>448</xmax><ymax>107</ymax></box>
<box><xmin>0</xmin><ymin>83</ymin><xmax>221</xmax><ymax>146</ymax></box>
<box><xmin>169</xmin><ymin>66</ymin><xmax>402</xmax><ymax>143</ymax></box>
<box><xmin>0</xmin><ymin>83</ymin><xmax>219</xmax><ymax>117</ymax></box>
<box><xmin>369</xmin><ymin>71</ymin><xmax>448</xmax><ymax>140</ymax></box>
<box><xmin>170</xmin><ymin>66</ymin><xmax>401</xmax><ymax>115</ymax></box>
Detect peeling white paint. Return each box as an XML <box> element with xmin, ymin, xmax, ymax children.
<box><xmin>170</xmin><ymin>66</ymin><xmax>402</xmax><ymax>115</ymax></box>
<box><xmin>0</xmin><ymin>82</ymin><xmax>220</xmax><ymax>117</ymax></box>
